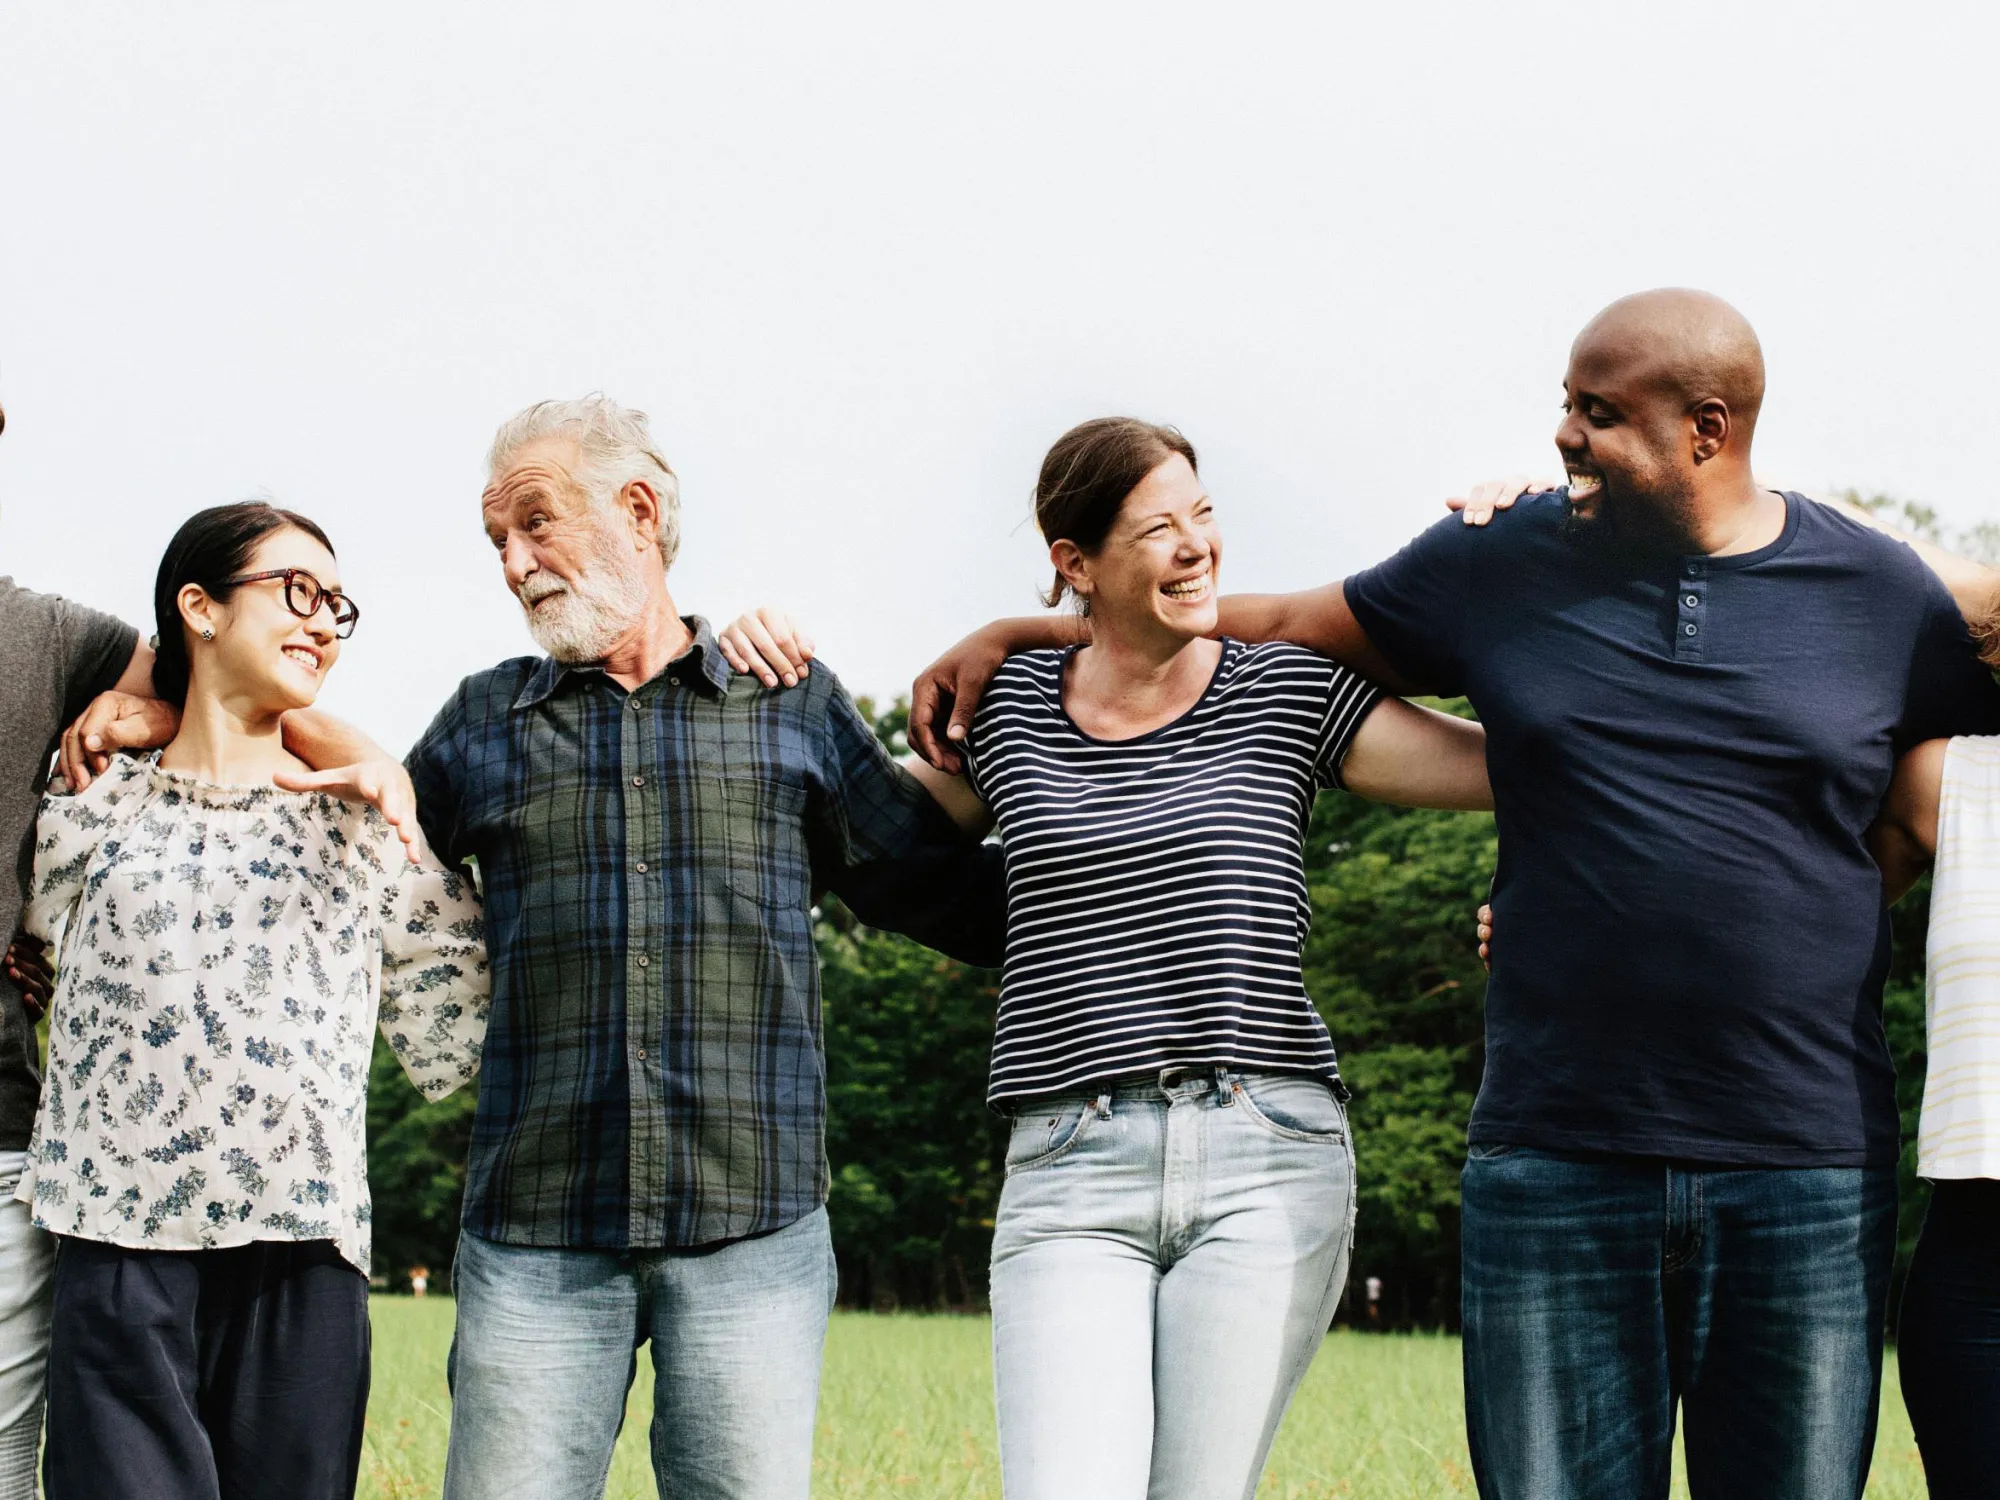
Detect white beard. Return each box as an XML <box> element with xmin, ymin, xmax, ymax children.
<box><xmin>518</xmin><ymin>560</ymin><xmax>649</xmax><ymax>663</ymax></box>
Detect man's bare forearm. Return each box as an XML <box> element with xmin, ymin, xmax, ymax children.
<box><xmin>280</xmin><ymin>709</ymin><xmax>391</xmax><ymax>769</ymax></box>
<box><xmin>1216</xmin><ymin>582</ymin><xmax>1418</xmax><ymax>693</ymax></box>
<box><xmin>985</xmin><ymin>615</ymin><xmax>1088</xmax><ymax>652</ymax></box>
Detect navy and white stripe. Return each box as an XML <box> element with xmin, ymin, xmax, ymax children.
<box><xmin>964</xmin><ymin>639</ymin><xmax>1381</xmax><ymax>1106</ymax></box>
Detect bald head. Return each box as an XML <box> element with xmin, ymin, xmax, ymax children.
<box><xmin>1554</xmin><ymin>289</ymin><xmax>1775</xmax><ymax>550</ymax></box>
<box><xmin>1575</xmin><ymin>288</ymin><xmax>1765</xmax><ymax>441</ymax></box>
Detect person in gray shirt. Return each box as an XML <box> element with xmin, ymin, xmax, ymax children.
<box><xmin>0</xmin><ymin>398</ymin><xmax>153</xmax><ymax>1498</ymax></box>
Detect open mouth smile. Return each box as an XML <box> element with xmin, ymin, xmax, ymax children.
<box><xmin>1160</xmin><ymin>571</ymin><xmax>1212</xmax><ymax>603</ymax></box>
<box><xmin>281</xmin><ymin>645</ymin><xmax>322</xmax><ymax>674</ymax></box>
<box><xmin>1565</xmin><ymin>469</ymin><xmax>1603</xmax><ymax>499</ymax></box>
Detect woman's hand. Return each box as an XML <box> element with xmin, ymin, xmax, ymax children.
<box><xmin>1444</xmin><ymin>475</ymin><xmax>1560</xmax><ymax>527</ymax></box>
<box><xmin>273</xmin><ymin>759</ymin><xmax>430</xmax><ymax>864</ymax></box>
<box><xmin>718</xmin><ymin>608</ymin><xmax>815</xmax><ymax>689</ymax></box>
<box><xmin>59</xmin><ymin>691</ymin><xmax>181</xmax><ymax>791</ymax></box>
<box><xmin>1476</xmin><ymin>903</ymin><xmax>1493</xmax><ymax>972</ymax></box>
<box><xmin>908</xmin><ymin>623</ymin><xmax>1027</xmax><ymax>773</ymax></box>
<box><xmin>4</xmin><ymin>933</ymin><xmax>54</xmax><ymax>1022</ymax></box>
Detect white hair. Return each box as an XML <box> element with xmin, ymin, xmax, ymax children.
<box><xmin>487</xmin><ymin>394</ymin><xmax>682</xmax><ymax>569</ymax></box>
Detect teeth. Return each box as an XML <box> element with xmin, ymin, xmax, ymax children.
<box><xmin>1567</xmin><ymin>472</ymin><xmax>1601</xmax><ymax>494</ymax></box>
<box><xmin>282</xmin><ymin>648</ymin><xmax>318</xmax><ymax>670</ymax></box>
<box><xmin>1162</xmin><ymin>575</ymin><xmax>1210</xmax><ymax>599</ymax></box>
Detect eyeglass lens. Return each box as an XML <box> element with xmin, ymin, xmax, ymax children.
<box><xmin>283</xmin><ymin>572</ymin><xmax>358</xmax><ymax>636</ymax></box>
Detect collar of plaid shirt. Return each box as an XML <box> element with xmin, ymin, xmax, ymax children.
<box><xmin>409</xmin><ymin>615</ymin><xmax>1004</xmax><ymax>1250</ymax></box>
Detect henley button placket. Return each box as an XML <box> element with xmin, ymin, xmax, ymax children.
<box><xmin>1675</xmin><ymin>560</ymin><xmax>1707</xmax><ymax>660</ymax></box>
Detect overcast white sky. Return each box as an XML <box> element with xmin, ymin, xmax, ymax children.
<box><xmin>4</xmin><ymin>2</ymin><xmax>1998</xmax><ymax>752</ymax></box>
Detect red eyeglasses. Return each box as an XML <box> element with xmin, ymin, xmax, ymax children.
<box><xmin>222</xmin><ymin>569</ymin><xmax>361</xmax><ymax>638</ymax></box>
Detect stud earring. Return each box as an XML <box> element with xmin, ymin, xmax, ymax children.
<box><xmin>200</xmin><ymin>627</ymin><xmax>215</xmax><ymax>641</ymax></box>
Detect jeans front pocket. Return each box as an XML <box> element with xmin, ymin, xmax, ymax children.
<box><xmin>1004</xmin><ymin>1099</ymin><xmax>1096</xmax><ymax>1176</ymax></box>
<box><xmin>1231</xmin><ymin>1073</ymin><xmax>1348</xmax><ymax>1143</ymax></box>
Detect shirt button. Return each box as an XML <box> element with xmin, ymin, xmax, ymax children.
<box><xmin>629</xmin><ymin>698</ymin><xmax>642</xmax><ymax>712</ymax></box>
<box><xmin>1684</xmin><ymin>594</ymin><xmax>1700</xmax><ymax>608</ymax></box>
<box><xmin>635</xmin><ymin>861</ymin><xmax>648</xmax><ymax>873</ymax></box>
<box><xmin>1686</xmin><ymin>562</ymin><xmax>1701</xmax><ymax>576</ymax></box>
<box><xmin>637</xmin><ymin>955</ymin><xmax>649</xmax><ymax>968</ymax></box>
<box><xmin>632</xmin><ymin>776</ymin><xmax>644</xmax><ymax>788</ymax></box>
<box><xmin>636</xmin><ymin>1047</ymin><xmax>647</xmax><ymax>1059</ymax></box>
<box><xmin>1684</xmin><ymin>623</ymin><xmax>1698</xmax><ymax>636</ymax></box>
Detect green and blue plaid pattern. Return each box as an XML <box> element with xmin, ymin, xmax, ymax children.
<box><xmin>407</xmin><ymin>618</ymin><xmax>1004</xmax><ymax>1249</ymax></box>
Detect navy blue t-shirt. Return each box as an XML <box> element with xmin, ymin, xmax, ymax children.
<box><xmin>1347</xmin><ymin>491</ymin><xmax>2000</xmax><ymax>1167</ymax></box>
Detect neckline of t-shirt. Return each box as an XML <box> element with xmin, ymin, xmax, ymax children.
<box><xmin>1053</xmin><ymin>637</ymin><xmax>1235</xmax><ymax>747</ymax></box>
<box><xmin>1686</xmin><ymin>490</ymin><xmax>1800</xmax><ymax>573</ymax></box>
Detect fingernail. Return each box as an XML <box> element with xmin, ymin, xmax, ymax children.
<box><xmin>782</xmin><ymin>674</ymin><xmax>797</xmax><ymax>687</ymax></box>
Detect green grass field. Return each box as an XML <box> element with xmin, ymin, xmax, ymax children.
<box><xmin>359</xmin><ymin>1299</ymin><xmax>1928</xmax><ymax>1499</ymax></box>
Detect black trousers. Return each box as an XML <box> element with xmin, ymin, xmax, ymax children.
<box><xmin>43</xmin><ymin>1236</ymin><xmax>370</xmax><ymax>1500</ymax></box>
<box><xmin>1899</xmin><ymin>1179</ymin><xmax>2000</xmax><ymax>1500</ymax></box>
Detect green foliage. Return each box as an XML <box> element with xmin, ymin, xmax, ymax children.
<box><xmin>817</xmin><ymin>915</ymin><xmax>1005</xmax><ymax>1307</ymax></box>
<box><xmin>365</xmin><ymin>1037</ymin><xmax>477</xmax><ymax>1288</ymax></box>
<box><xmin>1298</xmin><ymin>703</ymin><xmax>1496</xmax><ymax>1326</ymax></box>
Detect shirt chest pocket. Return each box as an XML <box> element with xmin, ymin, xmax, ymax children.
<box><xmin>715</xmin><ymin>775</ymin><xmax>811</xmax><ymax>909</ymax></box>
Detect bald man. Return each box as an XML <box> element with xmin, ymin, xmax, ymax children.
<box><xmin>897</xmin><ymin>290</ymin><xmax>2000</xmax><ymax>1500</ymax></box>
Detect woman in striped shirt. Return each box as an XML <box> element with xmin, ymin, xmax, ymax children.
<box><xmin>882</xmin><ymin>418</ymin><xmax>1491</xmax><ymax>1499</ymax></box>
<box><xmin>1873</xmin><ymin>728</ymin><xmax>2000</xmax><ymax>1499</ymax></box>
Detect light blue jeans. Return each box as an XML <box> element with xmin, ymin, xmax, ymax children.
<box><xmin>990</xmin><ymin>1067</ymin><xmax>1356</xmax><ymax>1500</ymax></box>
<box><xmin>442</xmin><ymin>1207</ymin><xmax>837</xmax><ymax>1500</ymax></box>
<box><xmin>0</xmin><ymin>1152</ymin><xmax>50</xmax><ymax>1500</ymax></box>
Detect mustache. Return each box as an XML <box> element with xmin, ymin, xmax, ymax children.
<box><xmin>517</xmin><ymin>577</ymin><xmax>569</xmax><ymax>606</ymax></box>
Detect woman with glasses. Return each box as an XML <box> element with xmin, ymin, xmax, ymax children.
<box><xmin>17</xmin><ymin>501</ymin><xmax>488</xmax><ymax>1500</ymax></box>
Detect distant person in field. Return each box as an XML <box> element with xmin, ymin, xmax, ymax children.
<box><xmin>723</xmin><ymin>415</ymin><xmax>1494</xmax><ymax>1500</ymax></box>
<box><xmin>20</xmin><ymin>502</ymin><xmax>487</xmax><ymax>1500</ymax></box>
<box><xmin>908</xmin><ymin>291</ymin><xmax>2000</xmax><ymax>1500</ymax></box>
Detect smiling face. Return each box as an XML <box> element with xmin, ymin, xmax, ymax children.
<box><xmin>186</xmin><ymin>526</ymin><xmax>343</xmax><ymax>713</ymax></box>
<box><xmin>1055</xmin><ymin>452</ymin><xmax>1221</xmax><ymax>644</ymax></box>
<box><xmin>1554</xmin><ymin>325</ymin><xmax>1703</xmax><ymax>553</ymax></box>
<box><xmin>481</xmin><ymin>435</ymin><xmax>650</xmax><ymax>662</ymax></box>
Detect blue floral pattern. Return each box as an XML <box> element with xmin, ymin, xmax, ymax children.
<box><xmin>18</xmin><ymin>754</ymin><xmax>488</xmax><ymax>1273</ymax></box>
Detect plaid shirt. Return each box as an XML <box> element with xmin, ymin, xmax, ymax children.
<box><xmin>407</xmin><ymin>618</ymin><xmax>1004</xmax><ymax>1249</ymax></box>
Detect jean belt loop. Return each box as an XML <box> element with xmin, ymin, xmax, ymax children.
<box><xmin>1214</xmin><ymin>1064</ymin><xmax>1236</xmax><ymax>1105</ymax></box>
<box><xmin>1093</xmin><ymin>1091</ymin><xmax>1113</xmax><ymax>1121</ymax></box>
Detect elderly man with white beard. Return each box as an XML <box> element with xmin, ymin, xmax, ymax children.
<box><xmin>400</xmin><ymin>396</ymin><xmax>1004</xmax><ymax>1500</ymax></box>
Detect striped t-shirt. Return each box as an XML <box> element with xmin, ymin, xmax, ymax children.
<box><xmin>963</xmin><ymin>638</ymin><xmax>1382</xmax><ymax>1106</ymax></box>
<box><xmin>1919</xmin><ymin>735</ymin><xmax>2000</xmax><ymax>1180</ymax></box>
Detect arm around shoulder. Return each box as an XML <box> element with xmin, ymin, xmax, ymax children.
<box><xmin>1339</xmin><ymin>697</ymin><xmax>1493</xmax><ymax>812</ymax></box>
<box><xmin>1868</xmin><ymin>738</ymin><xmax>1946</xmax><ymax>905</ymax></box>
<box><xmin>1216</xmin><ymin>582</ymin><xmax>1418</xmax><ymax>694</ymax></box>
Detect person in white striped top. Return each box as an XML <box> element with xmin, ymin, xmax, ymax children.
<box><xmin>729</xmin><ymin>416</ymin><xmax>1491</xmax><ymax>1500</ymax></box>
<box><xmin>1871</xmin><ymin>704</ymin><xmax>2000</xmax><ymax>1499</ymax></box>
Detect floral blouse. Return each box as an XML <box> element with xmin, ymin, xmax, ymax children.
<box><xmin>18</xmin><ymin>754</ymin><xmax>488</xmax><ymax>1273</ymax></box>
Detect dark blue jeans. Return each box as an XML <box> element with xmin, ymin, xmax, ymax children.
<box><xmin>1898</xmin><ymin>1179</ymin><xmax>2000</xmax><ymax>1499</ymax></box>
<box><xmin>1461</xmin><ymin>1147</ymin><xmax>1897</xmax><ymax>1500</ymax></box>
